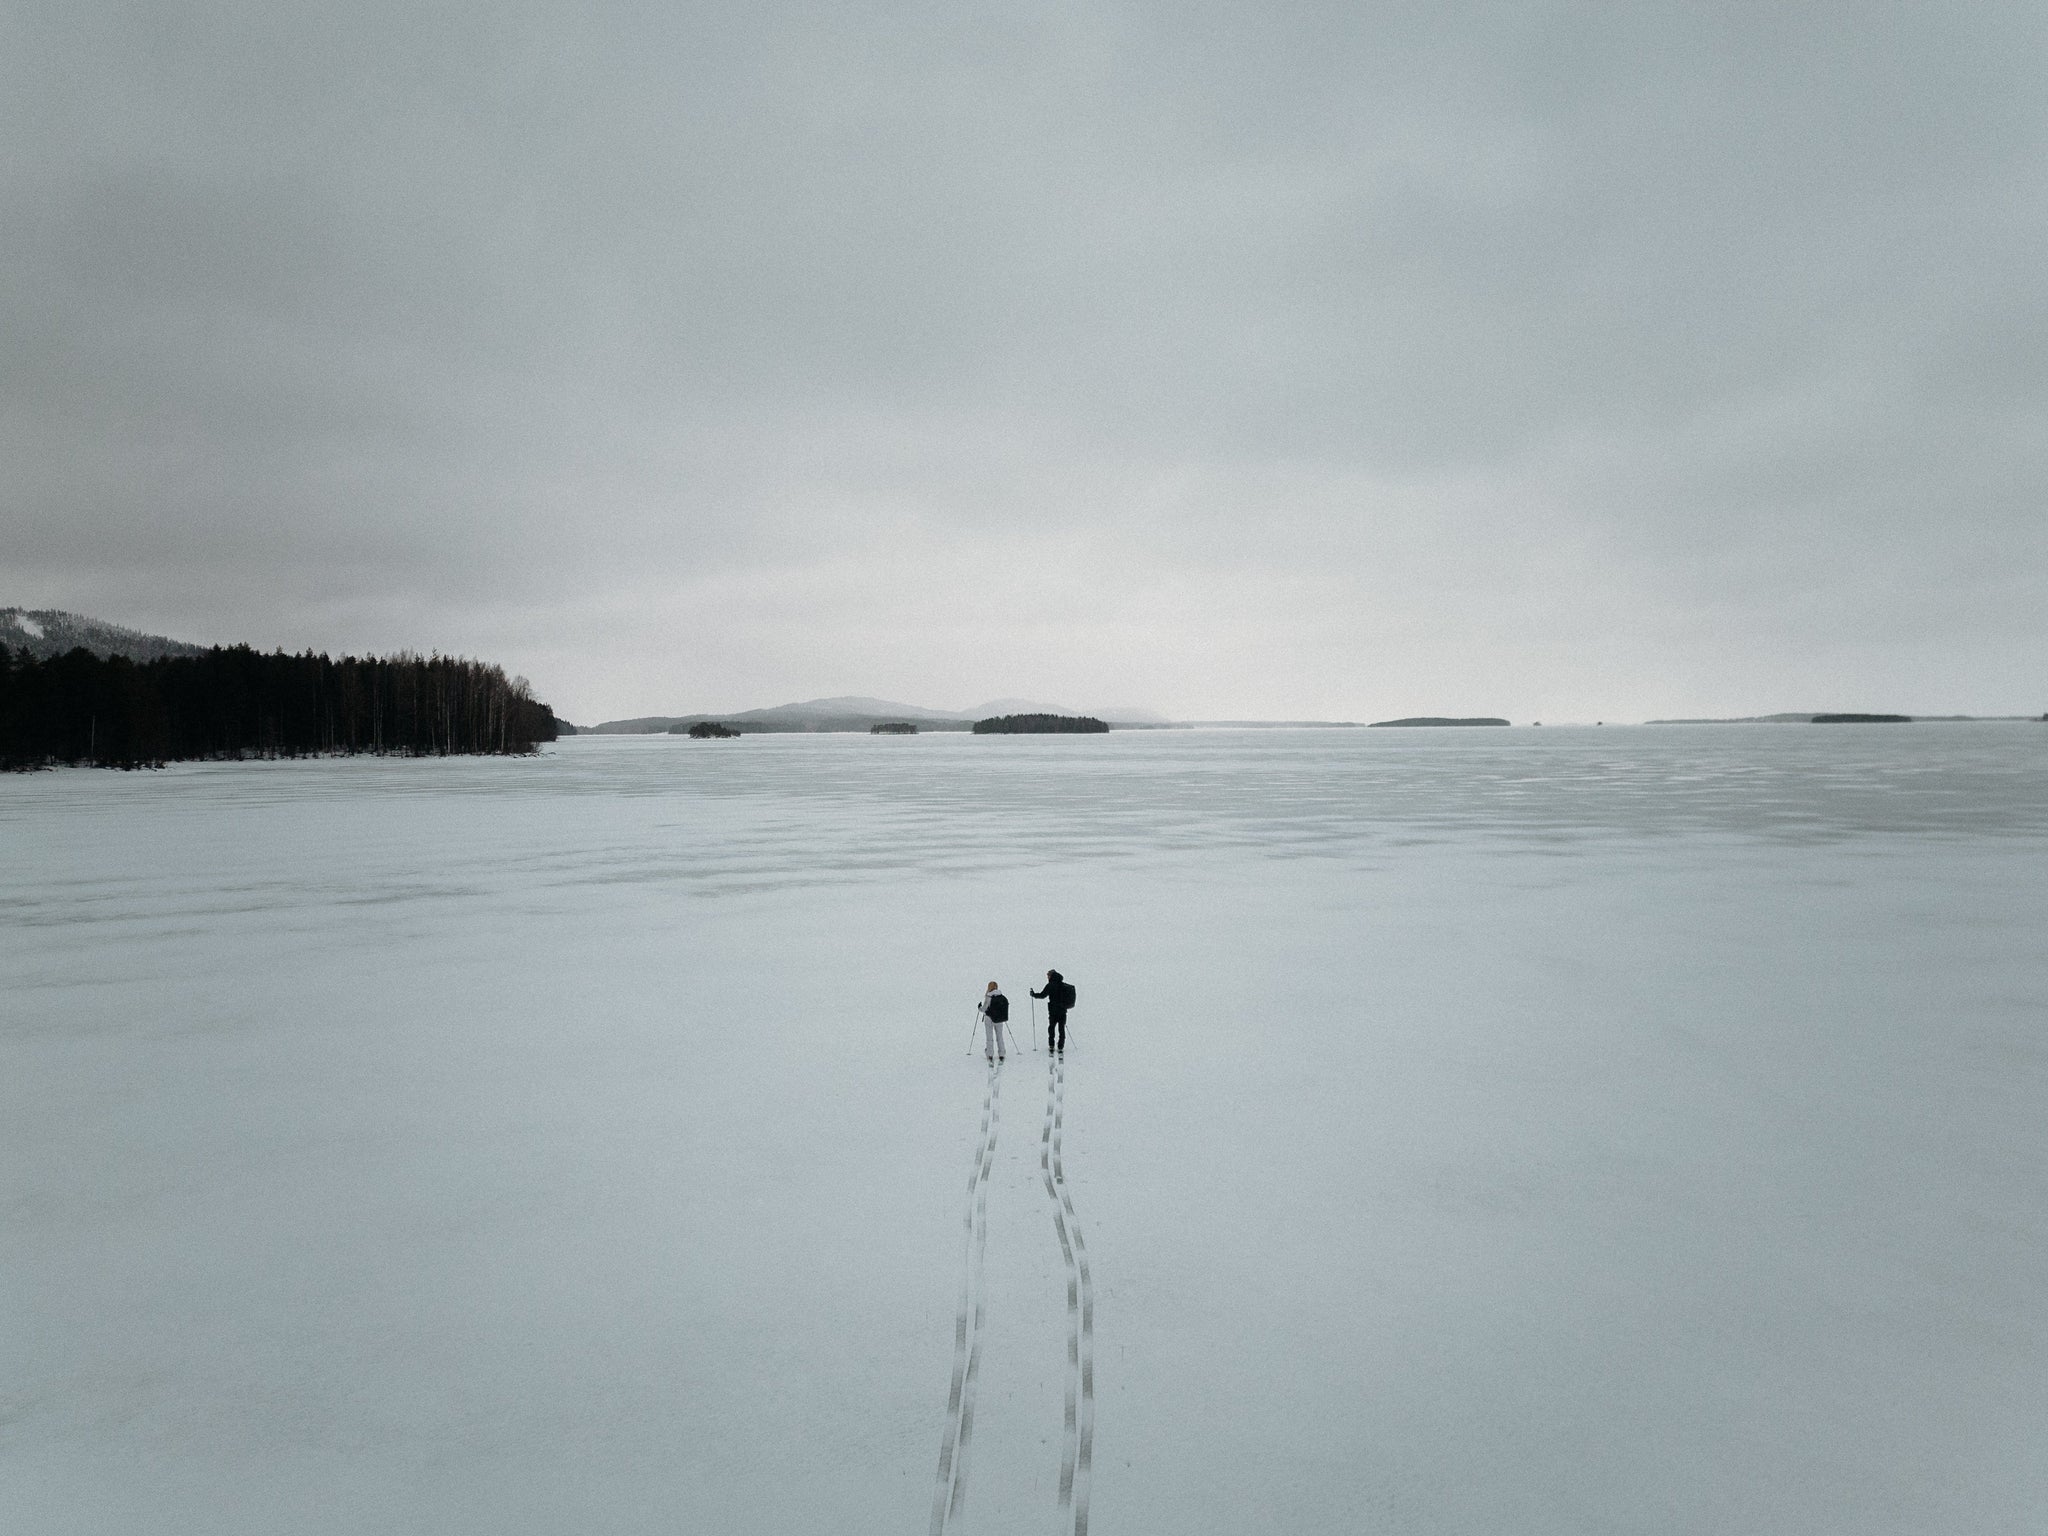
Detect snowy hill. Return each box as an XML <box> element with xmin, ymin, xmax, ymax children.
<box><xmin>769</xmin><ymin>696</ymin><xmax>976</xmax><ymax>723</ymax></box>
<box><xmin>591</xmin><ymin>698</ymin><xmax>969</xmax><ymax>733</ymax></box>
<box><xmin>591</xmin><ymin>696</ymin><xmax>1173</xmax><ymax>733</ymax></box>
<box><xmin>1</xmin><ymin>608</ymin><xmax>209</xmax><ymax>662</ymax></box>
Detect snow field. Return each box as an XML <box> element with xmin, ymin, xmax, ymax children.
<box><xmin>2</xmin><ymin>728</ymin><xmax>2045</xmax><ymax>1533</ymax></box>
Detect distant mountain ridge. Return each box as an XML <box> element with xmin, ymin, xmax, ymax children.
<box><xmin>1645</xmin><ymin>712</ymin><xmax>2035</xmax><ymax>724</ymax></box>
<box><xmin>1647</xmin><ymin>712</ymin><xmax>1842</xmax><ymax>724</ymax></box>
<box><xmin>590</xmin><ymin>695</ymin><xmax>1171</xmax><ymax>733</ymax></box>
<box><xmin>1368</xmin><ymin>716</ymin><xmax>1509</xmax><ymax>727</ymax></box>
<box><xmin>2</xmin><ymin>607</ymin><xmax>208</xmax><ymax>663</ymax></box>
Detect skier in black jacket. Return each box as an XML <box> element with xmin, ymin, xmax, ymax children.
<box><xmin>1030</xmin><ymin>969</ymin><xmax>1075</xmax><ymax>1053</ymax></box>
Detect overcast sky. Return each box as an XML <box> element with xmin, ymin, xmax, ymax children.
<box><xmin>5</xmin><ymin>3</ymin><xmax>2044</xmax><ymax>722</ymax></box>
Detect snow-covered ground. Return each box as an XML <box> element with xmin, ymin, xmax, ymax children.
<box><xmin>3</xmin><ymin>726</ymin><xmax>2045</xmax><ymax>1534</ymax></box>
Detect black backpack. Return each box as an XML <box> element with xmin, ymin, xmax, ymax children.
<box><xmin>1057</xmin><ymin>980</ymin><xmax>1076</xmax><ymax>1011</ymax></box>
<box><xmin>986</xmin><ymin>993</ymin><xmax>1009</xmax><ymax>1023</ymax></box>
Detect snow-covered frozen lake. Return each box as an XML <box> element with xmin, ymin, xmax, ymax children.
<box><xmin>5</xmin><ymin>725</ymin><xmax>2045</xmax><ymax>1534</ymax></box>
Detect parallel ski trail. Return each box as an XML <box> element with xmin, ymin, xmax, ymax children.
<box><xmin>930</xmin><ymin>1056</ymin><xmax>1002</xmax><ymax>1535</ymax></box>
<box><xmin>1041</xmin><ymin>1054</ymin><xmax>1096</xmax><ymax>1536</ymax></box>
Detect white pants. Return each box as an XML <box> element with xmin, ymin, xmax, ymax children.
<box><xmin>982</xmin><ymin>1017</ymin><xmax>1010</xmax><ymax>1058</ymax></box>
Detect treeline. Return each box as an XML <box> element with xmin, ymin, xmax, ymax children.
<box><xmin>1</xmin><ymin>644</ymin><xmax>558</xmax><ymax>769</ymax></box>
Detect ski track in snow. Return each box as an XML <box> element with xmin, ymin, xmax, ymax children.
<box><xmin>1042</xmin><ymin>1053</ymin><xmax>1096</xmax><ymax>1536</ymax></box>
<box><xmin>930</xmin><ymin>1054</ymin><xmax>1001</xmax><ymax>1534</ymax></box>
<box><xmin>928</xmin><ymin>1041</ymin><xmax>1098</xmax><ymax>1536</ymax></box>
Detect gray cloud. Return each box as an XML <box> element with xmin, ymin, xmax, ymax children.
<box><xmin>4</xmin><ymin>2</ymin><xmax>2044</xmax><ymax>720</ymax></box>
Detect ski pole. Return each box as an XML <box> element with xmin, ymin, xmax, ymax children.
<box><xmin>1031</xmin><ymin>994</ymin><xmax>1039</xmax><ymax>1051</ymax></box>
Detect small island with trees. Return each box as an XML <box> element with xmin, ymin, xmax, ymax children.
<box><xmin>971</xmin><ymin>713</ymin><xmax>1109</xmax><ymax>734</ymax></box>
<box><xmin>686</xmin><ymin>721</ymin><xmax>739</xmax><ymax>738</ymax></box>
<box><xmin>871</xmin><ymin>721</ymin><xmax>918</xmax><ymax>734</ymax></box>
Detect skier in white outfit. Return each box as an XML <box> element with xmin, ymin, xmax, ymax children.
<box><xmin>978</xmin><ymin>981</ymin><xmax>1011</xmax><ymax>1062</ymax></box>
